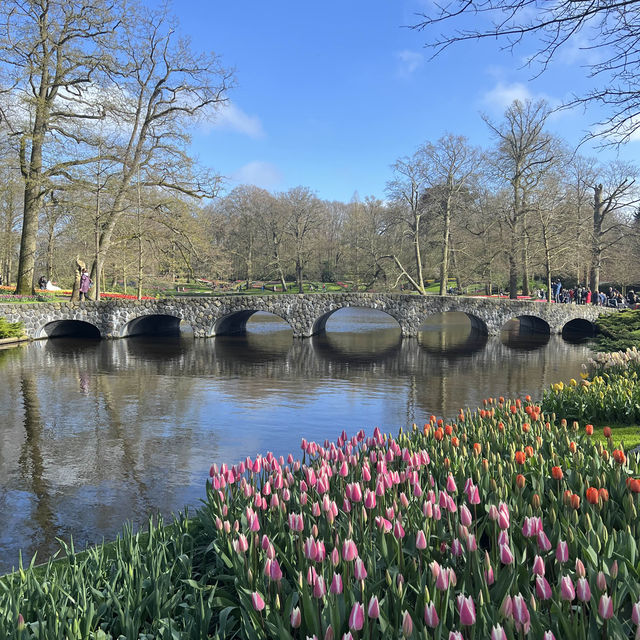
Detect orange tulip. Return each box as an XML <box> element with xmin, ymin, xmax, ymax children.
<box><xmin>551</xmin><ymin>466</ymin><xmax>563</xmax><ymax>481</ymax></box>
<box><xmin>569</xmin><ymin>442</ymin><xmax>577</xmax><ymax>453</ymax></box>
<box><xmin>524</xmin><ymin>446</ymin><xmax>534</xmax><ymax>458</ymax></box>
<box><xmin>585</xmin><ymin>424</ymin><xmax>594</xmax><ymax>436</ymax></box>
<box><xmin>473</xmin><ymin>442</ymin><xmax>482</xmax><ymax>455</ymax></box>
<box><xmin>445</xmin><ymin>424</ymin><xmax>453</xmax><ymax>436</ymax></box>
<box><xmin>570</xmin><ymin>494</ymin><xmax>581</xmax><ymax>510</ymax></box>
<box><xmin>516</xmin><ymin>474</ymin><xmax>526</xmax><ymax>489</ymax></box>
<box><xmin>522</xmin><ymin>423</ymin><xmax>530</xmax><ymax>433</ymax></box>
<box><xmin>613</xmin><ymin>449</ymin><xmax>626</xmax><ymax>465</ymax></box>
<box><xmin>434</xmin><ymin>428</ymin><xmax>444</xmax><ymax>441</ymax></box>
<box><xmin>629</xmin><ymin>479</ymin><xmax>640</xmax><ymax>493</ymax></box>
<box><xmin>603</xmin><ymin>426</ymin><xmax>612</xmax><ymax>438</ymax></box>
<box><xmin>586</xmin><ymin>487</ymin><xmax>599</xmax><ymax>504</ymax></box>
<box><xmin>451</xmin><ymin>436</ymin><xmax>460</xmax><ymax>447</ymax></box>
<box><xmin>599</xmin><ymin>488</ymin><xmax>609</xmax><ymax>502</ymax></box>
<box><xmin>515</xmin><ymin>451</ymin><xmax>526</xmax><ymax>465</ymax></box>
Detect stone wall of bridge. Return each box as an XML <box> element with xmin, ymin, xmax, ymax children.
<box><xmin>0</xmin><ymin>293</ymin><xmax>613</xmax><ymax>340</ymax></box>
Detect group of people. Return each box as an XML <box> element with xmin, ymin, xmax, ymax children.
<box><xmin>550</xmin><ymin>280</ymin><xmax>636</xmax><ymax>308</ymax></box>
<box><xmin>36</xmin><ymin>268</ymin><xmax>92</xmax><ymax>299</ymax></box>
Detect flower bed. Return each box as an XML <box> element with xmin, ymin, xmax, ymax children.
<box><xmin>2</xmin><ymin>396</ymin><xmax>640</xmax><ymax>638</ymax></box>
<box><xmin>196</xmin><ymin>400</ymin><xmax>640</xmax><ymax>639</ymax></box>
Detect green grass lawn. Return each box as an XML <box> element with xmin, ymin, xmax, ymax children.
<box><xmin>592</xmin><ymin>423</ymin><xmax>640</xmax><ymax>451</ymax></box>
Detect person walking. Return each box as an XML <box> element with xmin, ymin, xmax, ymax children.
<box><xmin>79</xmin><ymin>268</ymin><xmax>92</xmax><ymax>301</ymax></box>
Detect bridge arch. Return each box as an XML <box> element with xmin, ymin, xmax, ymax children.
<box><xmin>120</xmin><ymin>314</ymin><xmax>189</xmax><ymax>337</ymax></box>
<box><xmin>310</xmin><ymin>305</ymin><xmax>402</xmax><ymax>335</ymax></box>
<box><xmin>39</xmin><ymin>319</ymin><xmax>101</xmax><ymax>339</ymax></box>
<box><xmin>212</xmin><ymin>310</ymin><xmax>293</xmax><ymax>336</ymax></box>
<box><xmin>561</xmin><ymin>317</ymin><xmax>597</xmax><ymax>340</ymax></box>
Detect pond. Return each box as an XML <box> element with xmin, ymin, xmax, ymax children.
<box><xmin>0</xmin><ymin>308</ymin><xmax>593</xmax><ymax>573</ymax></box>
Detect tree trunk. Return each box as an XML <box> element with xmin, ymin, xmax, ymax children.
<box><xmin>589</xmin><ymin>184</ymin><xmax>604</xmax><ymax>295</ymax></box>
<box><xmin>439</xmin><ymin>195</ymin><xmax>452</xmax><ymax>295</ymax></box>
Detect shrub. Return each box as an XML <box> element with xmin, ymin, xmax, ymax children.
<box><xmin>0</xmin><ymin>317</ymin><xmax>24</xmax><ymax>339</ymax></box>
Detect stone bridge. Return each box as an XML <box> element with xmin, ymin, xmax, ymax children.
<box><xmin>0</xmin><ymin>293</ymin><xmax>614</xmax><ymax>340</ymax></box>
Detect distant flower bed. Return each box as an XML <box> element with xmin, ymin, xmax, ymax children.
<box><xmin>99</xmin><ymin>292</ymin><xmax>155</xmax><ymax>300</ymax></box>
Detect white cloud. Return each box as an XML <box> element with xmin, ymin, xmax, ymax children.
<box><xmin>206</xmin><ymin>102</ymin><xmax>265</xmax><ymax>138</ymax></box>
<box><xmin>231</xmin><ymin>161</ymin><xmax>282</xmax><ymax>188</ymax></box>
<box><xmin>396</xmin><ymin>50</ymin><xmax>424</xmax><ymax>77</ymax></box>
<box><xmin>482</xmin><ymin>81</ymin><xmax>534</xmax><ymax>111</ymax></box>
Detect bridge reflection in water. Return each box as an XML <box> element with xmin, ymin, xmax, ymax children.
<box><xmin>0</xmin><ymin>308</ymin><xmax>593</xmax><ymax>573</ymax></box>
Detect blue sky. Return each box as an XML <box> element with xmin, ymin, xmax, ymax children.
<box><xmin>173</xmin><ymin>1</ymin><xmax>639</xmax><ymax>203</ymax></box>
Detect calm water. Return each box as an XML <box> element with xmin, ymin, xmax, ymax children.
<box><xmin>0</xmin><ymin>308</ymin><xmax>592</xmax><ymax>573</ymax></box>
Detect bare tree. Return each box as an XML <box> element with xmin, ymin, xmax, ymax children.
<box><xmin>420</xmin><ymin>134</ymin><xmax>481</xmax><ymax>294</ymax></box>
<box><xmin>413</xmin><ymin>1</ymin><xmax>640</xmax><ymax>143</ymax></box>
<box><xmin>485</xmin><ymin>99</ymin><xmax>558</xmax><ymax>298</ymax></box>
<box><xmin>280</xmin><ymin>186</ymin><xmax>321</xmax><ymax>294</ymax></box>
<box><xmin>590</xmin><ymin>161</ymin><xmax>640</xmax><ymax>294</ymax></box>
<box><xmin>86</xmin><ymin>3</ymin><xmax>232</xmax><ymax>299</ymax></box>
<box><xmin>385</xmin><ymin>151</ymin><xmax>430</xmax><ymax>294</ymax></box>
<box><xmin>0</xmin><ymin>0</ymin><xmax>121</xmax><ymax>294</ymax></box>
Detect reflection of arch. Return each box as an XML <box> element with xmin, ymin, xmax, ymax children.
<box><xmin>311</xmin><ymin>306</ymin><xmax>401</xmax><ymax>335</ymax></box>
<box><xmin>419</xmin><ymin>311</ymin><xmax>489</xmax><ymax>335</ymax></box>
<box><xmin>213</xmin><ymin>310</ymin><xmax>292</xmax><ymax>336</ymax></box>
<box><xmin>121</xmin><ymin>314</ymin><xmax>188</xmax><ymax>337</ymax></box>
<box><xmin>310</xmin><ymin>331</ymin><xmax>402</xmax><ymax>365</ymax></box>
<box><xmin>40</xmin><ymin>320</ymin><xmax>101</xmax><ymax>339</ymax></box>
<box><xmin>562</xmin><ymin>318</ymin><xmax>596</xmax><ymax>341</ymax></box>
<box><xmin>502</xmin><ymin>315</ymin><xmax>551</xmax><ymax>335</ymax></box>
<box><xmin>417</xmin><ymin>311</ymin><xmax>488</xmax><ymax>357</ymax></box>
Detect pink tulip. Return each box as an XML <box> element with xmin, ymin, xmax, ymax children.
<box><xmin>349</xmin><ymin>602</ymin><xmax>364</xmax><ymax>631</ymax></box>
<box><xmin>484</xmin><ymin>565</ymin><xmax>495</xmax><ymax>586</ymax></box>
<box><xmin>596</xmin><ymin>571</ymin><xmax>607</xmax><ymax>591</ymax></box>
<box><xmin>491</xmin><ymin>625</ymin><xmax>507</xmax><ymax>640</ymax></box>
<box><xmin>393</xmin><ymin>520</ymin><xmax>406</xmax><ymax>539</ymax></box>
<box><xmin>488</xmin><ymin>504</ymin><xmax>499</xmax><ymax>520</ymax></box>
<box><xmin>576</xmin><ymin>577</ymin><xmax>591</xmax><ymax>602</ymax></box>
<box><xmin>451</xmin><ymin>539</ymin><xmax>463</xmax><ymax>557</ymax></box>
<box><xmin>364</xmin><ymin>489</ymin><xmax>376</xmax><ymax>509</ymax></box>
<box><xmin>304</xmin><ymin>537</ymin><xmax>318</xmax><ymax>561</ymax></box>
<box><xmin>560</xmin><ymin>576</ymin><xmax>575</xmax><ymax>602</ymax></box>
<box><xmin>325</xmin><ymin>626</ymin><xmax>334</xmax><ymax>640</ymax></box>
<box><xmin>448</xmin><ymin>632</ymin><xmax>463</xmax><ymax>640</ymax></box>
<box><xmin>330</xmin><ymin>573</ymin><xmax>343</xmax><ymax>594</ymax></box>
<box><xmin>457</xmin><ymin>595</ymin><xmax>476</xmax><ymax>626</ymax></box>
<box><xmin>543</xmin><ymin>632</ymin><xmax>556</xmax><ymax>640</ymax></box>
<box><xmin>532</xmin><ymin>555</ymin><xmax>545</xmax><ymax>576</ymax></box>
<box><xmin>512</xmin><ymin>594</ymin><xmax>530</xmax><ymax>626</ymax></box>
<box><xmin>416</xmin><ymin>529</ymin><xmax>427</xmax><ymax>550</ymax></box>
<box><xmin>611</xmin><ymin>560</ymin><xmax>619</xmax><ymax>579</ymax></box>
<box><xmin>424</xmin><ymin>602</ymin><xmax>439</xmax><ymax>628</ymax></box>
<box><xmin>468</xmin><ymin>484</ymin><xmax>481</xmax><ymax>504</ymax></box>
<box><xmin>342</xmin><ymin>539</ymin><xmax>358</xmax><ymax>561</ymax></box>
<box><xmin>402</xmin><ymin>610</ymin><xmax>413</xmax><ymax>637</ymax></box>
<box><xmin>535</xmin><ymin>575</ymin><xmax>552</xmax><ymax>600</ymax></box>
<box><xmin>234</xmin><ymin>534</ymin><xmax>248</xmax><ymax>554</ymax></box>
<box><xmin>354</xmin><ymin>558</ymin><xmax>368</xmax><ymax>580</ymax></box>
<box><xmin>460</xmin><ymin>504</ymin><xmax>472</xmax><ymax>526</ymax></box>
<box><xmin>251</xmin><ymin>591</ymin><xmax>265</xmax><ymax>612</ymax></box>
<box><xmin>447</xmin><ymin>475</ymin><xmax>457</xmax><ymax>492</ymax></box>
<box><xmin>500</xmin><ymin>596</ymin><xmax>513</xmax><ymax>620</ymax></box>
<box><xmin>367</xmin><ymin>596</ymin><xmax>380</xmax><ymax>619</ymax></box>
<box><xmin>598</xmin><ymin>594</ymin><xmax>613</xmax><ymax>619</ymax></box>
<box><xmin>290</xmin><ymin>607</ymin><xmax>301</xmax><ymax>628</ymax></box>
<box><xmin>537</xmin><ymin>530</ymin><xmax>551</xmax><ymax>551</ymax></box>
<box><xmin>435</xmin><ymin>567</ymin><xmax>449</xmax><ymax>590</ymax></box>
<box><xmin>313</xmin><ymin>575</ymin><xmax>326</xmax><ymax>599</ymax></box>
<box><xmin>466</xmin><ymin>534</ymin><xmax>477</xmax><ymax>552</ymax></box>
<box><xmin>270</xmin><ymin>559</ymin><xmax>283</xmax><ymax>581</ymax></box>
<box><xmin>555</xmin><ymin>540</ymin><xmax>569</xmax><ymax>563</ymax></box>
<box><xmin>499</xmin><ymin>543</ymin><xmax>513</xmax><ymax>565</ymax></box>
